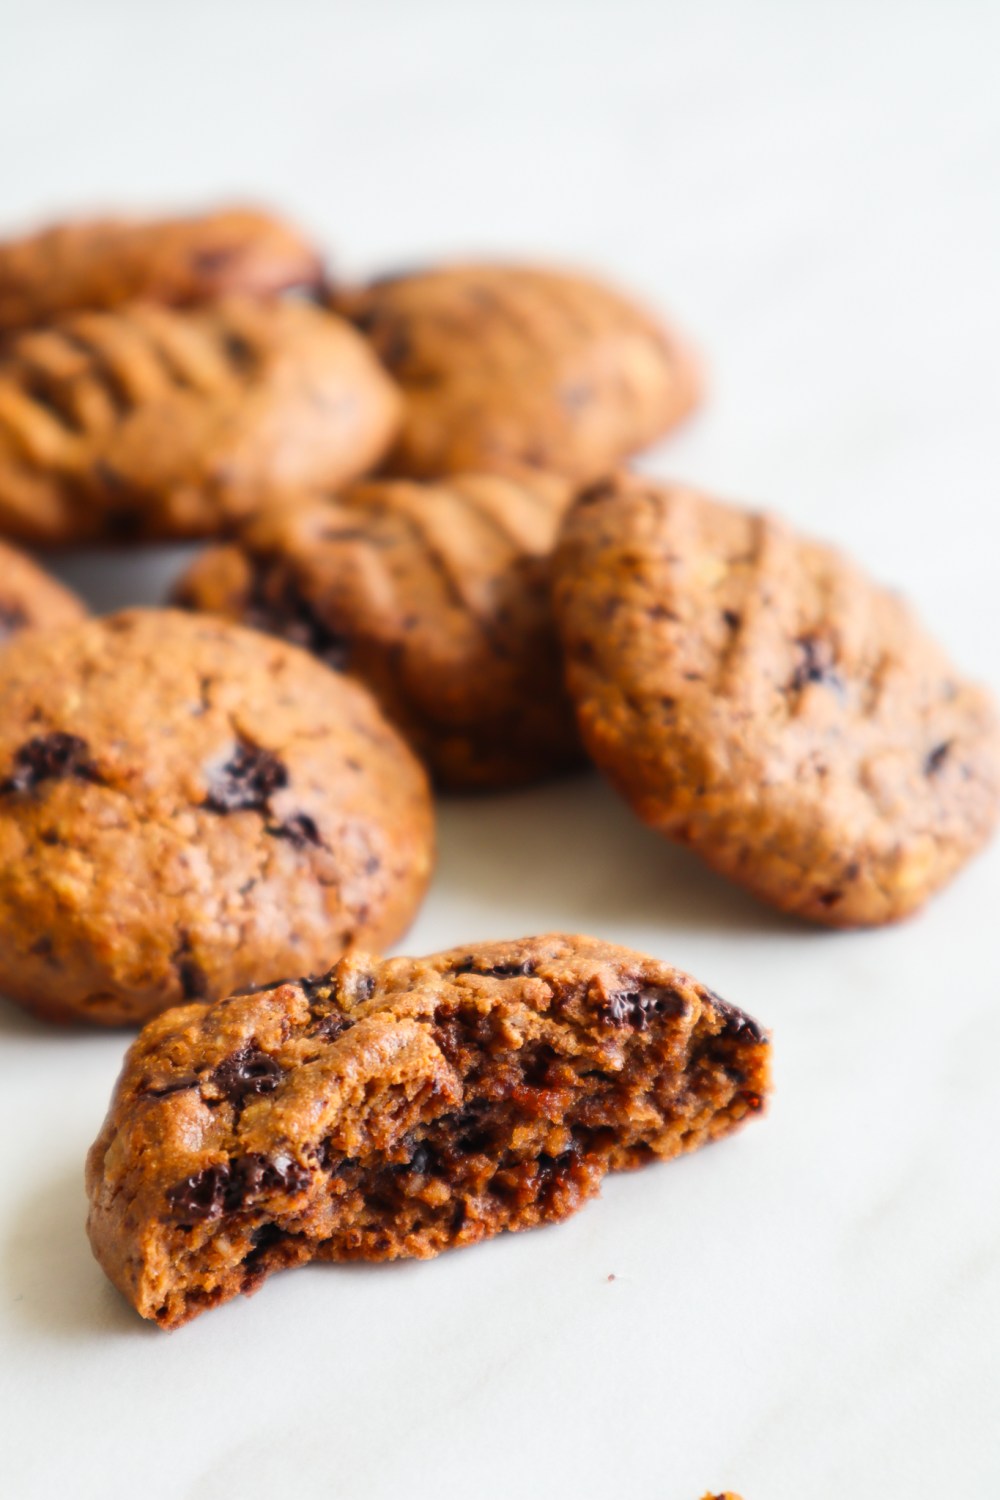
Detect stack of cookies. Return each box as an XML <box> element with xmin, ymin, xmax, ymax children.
<box><xmin>0</xmin><ymin>202</ymin><xmax>995</xmax><ymax>1344</ymax></box>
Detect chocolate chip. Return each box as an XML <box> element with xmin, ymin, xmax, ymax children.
<box><xmin>204</xmin><ymin>742</ymin><xmax>287</xmax><ymax>814</ymax></box>
<box><xmin>234</xmin><ymin>1153</ymin><xmax>310</xmax><ymax>1200</ymax></box>
<box><xmin>925</xmin><ymin>742</ymin><xmax>951</xmax><ymax>775</ymax></box>
<box><xmin>598</xmin><ymin>984</ymin><xmax>687</xmax><ymax>1030</ymax></box>
<box><xmin>312</xmin><ymin>1010</ymin><xmax>353</xmax><ymax>1042</ymax></box>
<box><xmin>299</xmin><ymin>969</ymin><xmax>338</xmax><ymax>1003</ymax></box>
<box><xmin>453</xmin><ymin>958</ymin><xmax>537</xmax><ymax>979</ymax></box>
<box><xmin>194</xmin><ymin>245</ymin><xmax>238</xmax><ymax>275</ymax></box>
<box><xmin>246</xmin><ymin>573</ymin><xmax>352</xmax><ymax>671</ymax></box>
<box><xmin>0</xmin><ymin>732</ymin><xmax>101</xmax><ymax>794</ymax></box>
<box><xmin>213</xmin><ymin>1045</ymin><xmax>284</xmax><ymax>1104</ymax></box>
<box><xmin>575</xmin><ymin>478</ymin><xmax>615</xmax><ymax>507</ymax></box>
<box><xmin>268</xmin><ymin>811</ymin><xmax>323</xmax><ymax>848</ymax></box>
<box><xmin>722</xmin><ymin>609</ymin><xmax>741</xmax><ymax>631</ymax></box>
<box><xmin>166</xmin><ymin>1164</ymin><xmax>230</xmax><ymax>1223</ymax></box>
<box><xmin>0</xmin><ymin>600</ymin><xmax>28</xmax><ymax>638</ymax></box>
<box><xmin>355</xmin><ymin>974</ymin><xmax>375</xmax><ymax>1000</ymax></box>
<box><xmin>790</xmin><ymin>633</ymin><xmax>844</xmax><ymax>695</ymax></box>
<box><xmin>178</xmin><ymin>956</ymin><xmax>208</xmax><ymax>1000</ymax></box>
<box><xmin>221</xmin><ymin>330</ymin><xmax>256</xmax><ymax>371</ymax></box>
<box><xmin>706</xmin><ymin>991</ymin><xmax>765</xmax><ymax>1045</ymax></box>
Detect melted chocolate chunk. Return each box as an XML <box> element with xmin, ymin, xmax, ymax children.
<box><xmin>299</xmin><ymin>969</ymin><xmax>338</xmax><ymax>1003</ymax></box>
<box><xmin>0</xmin><ymin>732</ymin><xmax>100</xmax><ymax>794</ymax></box>
<box><xmin>213</xmin><ymin>1045</ymin><xmax>284</xmax><ymax>1104</ymax></box>
<box><xmin>166</xmin><ymin>1153</ymin><xmax>310</xmax><ymax>1224</ymax></box>
<box><xmin>790</xmin><ymin>633</ymin><xmax>844</xmax><ymax>695</ymax></box>
<box><xmin>453</xmin><ymin>958</ymin><xmax>537</xmax><ymax>979</ymax></box>
<box><xmin>598</xmin><ymin>984</ymin><xmax>687</xmax><ymax>1030</ymax></box>
<box><xmin>706</xmin><ymin>991</ymin><xmax>766</xmax><ymax>1045</ymax></box>
<box><xmin>204</xmin><ymin>742</ymin><xmax>287</xmax><ymax>814</ymax></box>
<box><xmin>166</xmin><ymin>1164</ymin><xmax>230</xmax><ymax>1223</ymax></box>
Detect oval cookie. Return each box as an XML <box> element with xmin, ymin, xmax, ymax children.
<box><xmin>552</xmin><ymin>474</ymin><xmax>1000</xmax><ymax>926</ymax></box>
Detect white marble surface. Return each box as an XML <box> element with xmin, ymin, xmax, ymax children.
<box><xmin>1</xmin><ymin>3</ymin><xmax>999</xmax><ymax>1496</ymax></box>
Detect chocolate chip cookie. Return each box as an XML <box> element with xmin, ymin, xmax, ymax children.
<box><xmin>0</xmin><ymin>205</ymin><xmax>323</xmax><ymax>333</ymax></box>
<box><xmin>552</xmin><ymin>474</ymin><xmax>1000</xmax><ymax>926</ymax></box>
<box><xmin>172</xmin><ymin>471</ymin><xmax>581</xmax><ymax>790</ymax></box>
<box><xmin>332</xmin><ymin>263</ymin><xmax>702</xmax><ymax>482</ymax></box>
<box><xmin>0</xmin><ymin>536</ymin><xmax>87</xmax><ymax>638</ymax></box>
<box><xmin>0</xmin><ymin>297</ymin><xmax>400</xmax><ymax>545</ymax></box>
<box><xmin>85</xmin><ymin>932</ymin><xmax>770</xmax><ymax>1327</ymax></box>
<box><xmin>0</xmin><ymin>609</ymin><xmax>432</xmax><ymax>1024</ymax></box>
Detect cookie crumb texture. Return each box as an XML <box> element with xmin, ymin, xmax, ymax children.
<box><xmin>0</xmin><ymin>205</ymin><xmax>323</xmax><ymax>332</ymax></box>
<box><xmin>0</xmin><ymin>297</ymin><xmax>400</xmax><ymax>545</ymax></box>
<box><xmin>0</xmin><ymin>609</ymin><xmax>432</xmax><ymax>1024</ymax></box>
<box><xmin>85</xmin><ymin>934</ymin><xmax>770</xmax><ymax>1327</ymax></box>
<box><xmin>333</xmin><ymin>263</ymin><xmax>701</xmax><ymax>482</ymax></box>
<box><xmin>553</xmin><ymin>475</ymin><xmax>1000</xmax><ymax>925</ymax></box>
<box><xmin>0</xmin><ymin>536</ymin><xmax>87</xmax><ymax>638</ymax></box>
<box><xmin>173</xmin><ymin>471</ymin><xmax>581</xmax><ymax>789</ymax></box>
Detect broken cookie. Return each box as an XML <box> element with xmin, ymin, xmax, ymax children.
<box><xmin>85</xmin><ymin>933</ymin><xmax>770</xmax><ymax>1327</ymax></box>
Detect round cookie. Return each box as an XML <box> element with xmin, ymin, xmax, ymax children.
<box><xmin>0</xmin><ymin>536</ymin><xmax>87</xmax><ymax>638</ymax></box>
<box><xmin>0</xmin><ymin>297</ymin><xmax>401</xmax><ymax>546</ymax></box>
<box><xmin>171</xmin><ymin>471</ymin><xmax>581</xmax><ymax>790</ymax></box>
<box><xmin>0</xmin><ymin>609</ymin><xmax>433</xmax><ymax>1024</ymax></box>
<box><xmin>332</xmin><ymin>262</ymin><xmax>702</xmax><ymax>482</ymax></box>
<box><xmin>0</xmin><ymin>205</ymin><xmax>323</xmax><ymax>333</ymax></box>
<box><xmin>552</xmin><ymin>474</ymin><xmax>1000</xmax><ymax>926</ymax></box>
<box><xmin>85</xmin><ymin>933</ymin><xmax>770</xmax><ymax>1326</ymax></box>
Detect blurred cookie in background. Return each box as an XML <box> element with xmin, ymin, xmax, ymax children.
<box><xmin>332</xmin><ymin>262</ymin><xmax>702</xmax><ymax>482</ymax></box>
<box><xmin>0</xmin><ymin>204</ymin><xmax>324</xmax><ymax>333</ymax></box>
<box><xmin>0</xmin><ymin>297</ymin><xmax>401</xmax><ymax>545</ymax></box>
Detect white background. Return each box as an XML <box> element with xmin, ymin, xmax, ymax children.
<box><xmin>1</xmin><ymin>3</ymin><xmax>998</xmax><ymax>1497</ymax></box>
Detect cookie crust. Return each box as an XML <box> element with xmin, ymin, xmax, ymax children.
<box><xmin>85</xmin><ymin>933</ymin><xmax>770</xmax><ymax>1327</ymax></box>
<box><xmin>552</xmin><ymin>474</ymin><xmax>1000</xmax><ymax>926</ymax></box>
<box><xmin>0</xmin><ymin>609</ymin><xmax>433</xmax><ymax>1024</ymax></box>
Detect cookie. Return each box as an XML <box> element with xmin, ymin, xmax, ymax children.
<box><xmin>85</xmin><ymin>932</ymin><xmax>770</xmax><ymax>1327</ymax></box>
<box><xmin>0</xmin><ymin>297</ymin><xmax>400</xmax><ymax>545</ymax></box>
<box><xmin>0</xmin><ymin>205</ymin><xmax>323</xmax><ymax>333</ymax></box>
<box><xmin>0</xmin><ymin>609</ymin><xmax>432</xmax><ymax>1025</ymax></box>
<box><xmin>552</xmin><ymin>475</ymin><xmax>1000</xmax><ymax>926</ymax></box>
<box><xmin>0</xmin><ymin>536</ymin><xmax>87</xmax><ymax>638</ymax></box>
<box><xmin>172</xmin><ymin>471</ymin><xmax>581</xmax><ymax>790</ymax></box>
<box><xmin>332</xmin><ymin>263</ymin><xmax>701</xmax><ymax>482</ymax></box>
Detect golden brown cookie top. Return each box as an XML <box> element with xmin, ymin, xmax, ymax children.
<box><xmin>0</xmin><ymin>536</ymin><xmax>87</xmax><ymax>637</ymax></box>
<box><xmin>0</xmin><ymin>297</ymin><xmax>401</xmax><ymax>545</ymax></box>
<box><xmin>86</xmin><ymin>933</ymin><xmax>770</xmax><ymax>1325</ymax></box>
<box><xmin>333</xmin><ymin>262</ymin><xmax>702</xmax><ymax>481</ymax></box>
<box><xmin>0</xmin><ymin>205</ymin><xmax>323</xmax><ymax>332</ymax></box>
<box><xmin>0</xmin><ymin>608</ymin><xmax>433</xmax><ymax>1025</ymax></box>
<box><xmin>553</xmin><ymin>473</ymin><xmax>1000</xmax><ymax>925</ymax></box>
<box><xmin>172</xmin><ymin>470</ymin><xmax>580</xmax><ymax>789</ymax></box>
